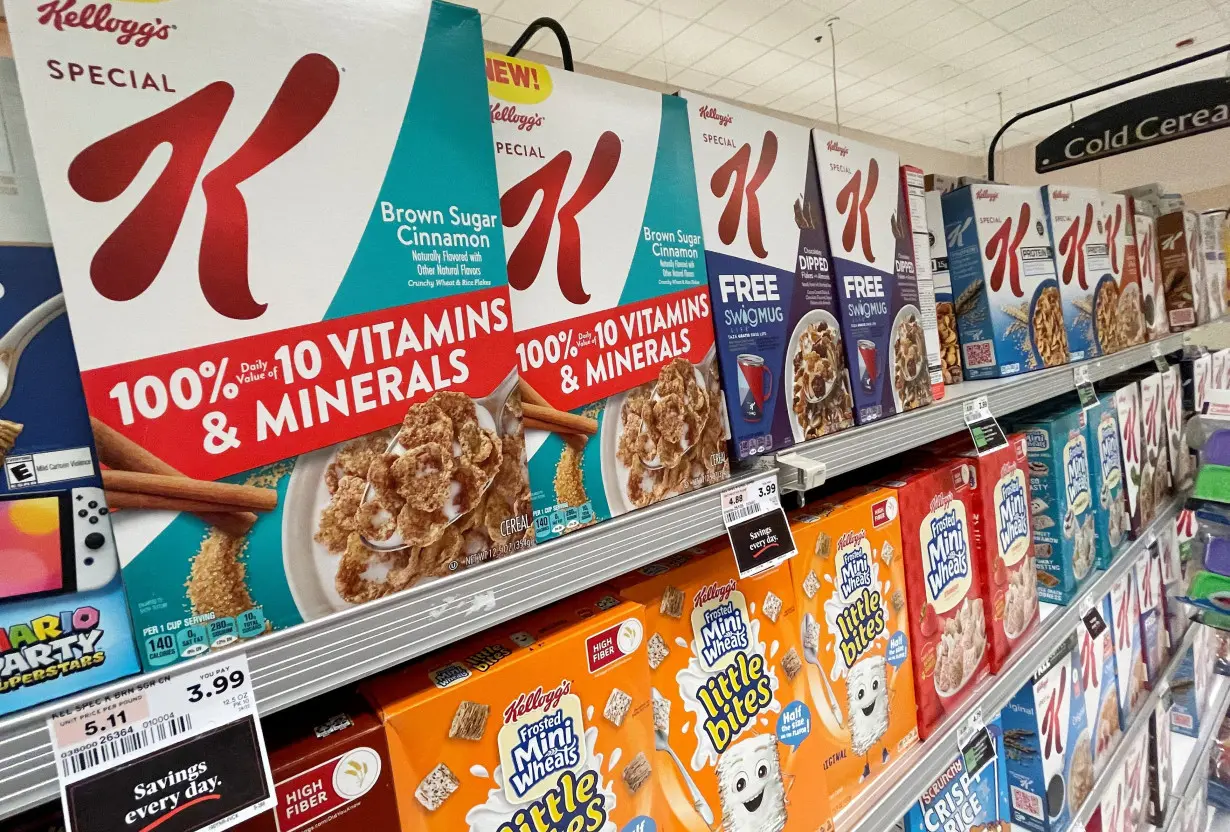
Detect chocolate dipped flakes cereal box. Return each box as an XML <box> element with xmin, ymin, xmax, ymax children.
<box><xmin>1041</xmin><ymin>186</ymin><xmax>1104</xmax><ymax>362</ymax></box>
<box><xmin>788</xmin><ymin>486</ymin><xmax>919</xmax><ymax>811</ymax></box>
<box><xmin>1100</xmin><ymin>193</ymin><xmax>1147</xmax><ymax>350</ymax></box>
<box><xmin>363</xmin><ymin>589</ymin><xmax>662</xmax><ymax>831</ymax></box>
<box><xmin>942</xmin><ymin>185</ymin><xmax>1067</xmax><ymax>378</ymax></box>
<box><xmin>615</xmin><ymin>545</ymin><xmax>833</xmax><ymax>832</ymax></box>
<box><xmin>883</xmin><ymin>461</ymin><xmax>991</xmax><ymax>738</ymax></box>
<box><xmin>1156</xmin><ymin>211</ymin><xmax>1202</xmax><ymax>330</ymax></box>
<box><xmin>1133</xmin><ymin>211</ymin><xmax>1171</xmax><ymax>341</ymax></box>
<box><xmin>811</xmin><ymin>130</ymin><xmax>932</xmax><ymax>424</ymax></box>
<box><xmin>487</xmin><ymin>55</ymin><xmax>727</xmax><ymax>541</ymax></box>
<box><xmin>686</xmin><ymin>94</ymin><xmax>853</xmax><ymax>458</ymax></box>
<box><xmin>6</xmin><ymin>0</ymin><xmax>533</xmax><ymax>669</ymax></box>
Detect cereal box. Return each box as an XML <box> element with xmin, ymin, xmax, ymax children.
<box><xmin>1122</xmin><ymin>730</ymin><xmax>1149</xmax><ymax>832</ymax></box>
<box><xmin>1147</xmin><ymin>693</ymin><xmax>1173</xmax><ymax>825</ymax></box>
<box><xmin>1109</xmin><ymin>571</ymin><xmax>1148</xmax><ymax>718</ymax></box>
<box><xmin>787</xmin><ymin>486</ymin><xmax>919</xmax><ymax>811</ymax></box>
<box><xmin>1162</xmin><ymin>364</ymin><xmax>1192</xmax><ymax>492</ymax></box>
<box><xmin>1184</xmin><ymin>350</ymin><xmax>1212</xmax><ymax>414</ymax></box>
<box><xmin>1010</xmin><ymin>405</ymin><xmax>1095</xmax><ymax>604</ymax></box>
<box><xmin>1075</xmin><ymin>594</ymin><xmax>1122</xmax><ymax>777</ymax></box>
<box><xmin>7</xmin><ymin>0</ymin><xmax>536</xmax><ymax>669</ymax></box>
<box><xmin>904</xmin><ymin>716</ymin><xmax>1010</xmax><ymax>832</ymax></box>
<box><xmin>1203</xmin><ymin>210</ymin><xmax>1229</xmax><ymax>312</ymax></box>
<box><xmin>1087</xmin><ymin>402</ymin><xmax>1129</xmax><ymax>569</ymax></box>
<box><xmin>1133</xmin><ymin>211</ymin><xmax>1171</xmax><ymax>340</ymax></box>
<box><xmin>942</xmin><ymin>184</ymin><xmax>1067</xmax><ymax>378</ymax></box>
<box><xmin>950</xmin><ymin>433</ymin><xmax>1038</xmax><ymax>670</ymax></box>
<box><xmin>362</xmin><ymin>590</ymin><xmax>662</xmax><ymax>830</ymax></box>
<box><xmin>1134</xmin><ymin>546</ymin><xmax>1166</xmax><ymax>683</ymax></box>
<box><xmin>1001</xmin><ymin>634</ymin><xmax>1093</xmax><ymax>832</ymax></box>
<box><xmin>488</xmin><ymin>56</ymin><xmax>728</xmax><ymax>541</ymax></box>
<box><xmin>1100</xmin><ymin>193</ymin><xmax>1148</xmax><ymax>351</ymax></box>
<box><xmin>1214</xmin><ymin>349</ymin><xmax>1229</xmax><ymax>393</ymax></box>
<box><xmin>1095</xmin><ymin>763</ymin><xmax>1127</xmax><ymax>832</ymax></box>
<box><xmin>811</xmin><ymin>130</ymin><xmax>932</xmax><ymax>423</ymax></box>
<box><xmin>686</xmin><ymin>94</ymin><xmax>853</xmax><ymax>458</ymax></box>
<box><xmin>1156</xmin><ymin>211</ymin><xmax>1202</xmax><ymax>330</ymax></box>
<box><xmin>925</xmin><ymin>190</ymin><xmax>963</xmax><ymax>385</ymax></box>
<box><xmin>1113</xmin><ymin>382</ymin><xmax>1146</xmax><ymax>539</ymax></box>
<box><xmin>902</xmin><ymin>165</ymin><xmax>945</xmax><ymax>400</ymax></box>
<box><xmin>616</xmin><ymin>547</ymin><xmax>834</xmax><ymax>831</ymax></box>
<box><xmin>882</xmin><ymin>462</ymin><xmax>991</xmax><ymax>737</ymax></box>
<box><xmin>1041</xmin><ymin>186</ymin><xmax>1103</xmax><ymax>361</ymax></box>
<box><xmin>1170</xmin><ymin>623</ymin><xmax>1213</xmax><ymax>738</ymax></box>
<box><xmin>1137</xmin><ymin>371</ymin><xmax>1172</xmax><ymax>518</ymax></box>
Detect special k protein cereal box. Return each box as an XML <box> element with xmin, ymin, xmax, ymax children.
<box><xmin>6</xmin><ymin>0</ymin><xmax>535</xmax><ymax>669</ymax></box>
<box><xmin>1101</xmin><ymin>193</ymin><xmax>1148</xmax><ymax>350</ymax></box>
<box><xmin>811</xmin><ymin>130</ymin><xmax>933</xmax><ymax>424</ymax></box>
<box><xmin>487</xmin><ymin>55</ymin><xmax>728</xmax><ymax>541</ymax></box>
<box><xmin>1133</xmin><ymin>211</ymin><xmax>1171</xmax><ymax>341</ymax></box>
<box><xmin>686</xmin><ymin>94</ymin><xmax>853</xmax><ymax>459</ymax></box>
<box><xmin>882</xmin><ymin>462</ymin><xmax>991</xmax><ymax>738</ymax></box>
<box><xmin>1042</xmin><ymin>186</ymin><xmax>1104</xmax><ymax>362</ymax></box>
<box><xmin>616</xmin><ymin>547</ymin><xmax>834</xmax><ymax>832</ymax></box>
<box><xmin>1075</xmin><ymin>595</ymin><xmax>1122</xmax><ymax>778</ymax></box>
<box><xmin>942</xmin><ymin>184</ymin><xmax>1068</xmax><ymax>378</ymax></box>
<box><xmin>363</xmin><ymin>590</ymin><xmax>662</xmax><ymax>831</ymax></box>
<box><xmin>787</xmin><ymin>486</ymin><xmax>920</xmax><ymax>811</ymax></box>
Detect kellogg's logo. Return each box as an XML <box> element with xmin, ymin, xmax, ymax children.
<box><xmin>490</xmin><ymin>102</ymin><xmax>544</xmax><ymax>132</ymax></box>
<box><xmin>826</xmin><ymin>139</ymin><xmax>848</xmax><ymax>156</ymax></box>
<box><xmin>975</xmin><ymin>188</ymin><xmax>999</xmax><ymax>201</ymax></box>
<box><xmin>37</xmin><ymin>1</ymin><xmax>172</xmax><ymax>47</ymax></box>
<box><xmin>698</xmin><ymin>104</ymin><xmax>733</xmax><ymax>127</ymax></box>
<box><xmin>1053</xmin><ymin>190</ymin><xmax>1070</xmax><ymax>201</ymax></box>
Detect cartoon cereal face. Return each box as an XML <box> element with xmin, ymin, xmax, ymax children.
<box><xmin>715</xmin><ymin>734</ymin><xmax>787</xmax><ymax>832</ymax></box>
<box><xmin>847</xmin><ymin>654</ymin><xmax>890</xmax><ymax>757</ymax></box>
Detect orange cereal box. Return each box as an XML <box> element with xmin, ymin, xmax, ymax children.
<box><xmin>362</xmin><ymin>589</ymin><xmax>661</xmax><ymax>832</ymax></box>
<box><xmin>615</xmin><ymin>545</ymin><xmax>832</xmax><ymax>832</ymax></box>
<box><xmin>787</xmin><ymin>485</ymin><xmax>920</xmax><ymax>813</ymax></box>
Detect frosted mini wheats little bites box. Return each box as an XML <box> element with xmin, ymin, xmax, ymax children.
<box><xmin>7</xmin><ymin>0</ymin><xmax>535</xmax><ymax>669</ymax></box>
<box><xmin>943</xmin><ymin>185</ymin><xmax>1068</xmax><ymax>378</ymax></box>
<box><xmin>488</xmin><ymin>56</ymin><xmax>728</xmax><ymax>541</ymax></box>
<box><xmin>1101</xmin><ymin>193</ymin><xmax>1147</xmax><ymax>350</ymax></box>
<box><xmin>686</xmin><ymin>94</ymin><xmax>853</xmax><ymax>459</ymax></box>
<box><xmin>1042</xmin><ymin>186</ymin><xmax>1104</xmax><ymax>362</ymax></box>
<box><xmin>811</xmin><ymin>130</ymin><xmax>932</xmax><ymax>424</ymax></box>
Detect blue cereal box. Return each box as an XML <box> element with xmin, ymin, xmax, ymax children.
<box><xmin>1041</xmin><ymin>186</ymin><xmax>1105</xmax><ymax>362</ymax></box>
<box><xmin>1012</xmin><ymin>405</ymin><xmax>1095</xmax><ymax>604</ymax></box>
<box><xmin>687</xmin><ymin>94</ymin><xmax>854</xmax><ymax>458</ymax></box>
<box><xmin>1076</xmin><ymin>594</ymin><xmax>1122</xmax><ymax>777</ymax></box>
<box><xmin>1002</xmin><ymin>634</ymin><xmax>1094</xmax><ymax>832</ymax></box>
<box><xmin>1087</xmin><ymin>402</ymin><xmax>1129</xmax><ymax>569</ymax></box>
<box><xmin>942</xmin><ymin>185</ymin><xmax>1067</xmax><ymax>379</ymax></box>
<box><xmin>905</xmin><ymin>717</ymin><xmax>1010</xmax><ymax>832</ymax></box>
<box><xmin>812</xmin><ymin>130</ymin><xmax>932</xmax><ymax>424</ymax></box>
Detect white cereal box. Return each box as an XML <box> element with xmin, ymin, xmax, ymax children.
<box><xmin>902</xmin><ymin>165</ymin><xmax>944</xmax><ymax>400</ymax></box>
<box><xmin>1200</xmin><ymin>210</ymin><xmax>1227</xmax><ymax>318</ymax></box>
<box><xmin>1101</xmin><ymin>193</ymin><xmax>1147</xmax><ymax>349</ymax></box>
<box><xmin>1133</xmin><ymin>212</ymin><xmax>1171</xmax><ymax>340</ymax></box>
<box><xmin>1161</xmin><ymin>364</ymin><xmax>1191</xmax><ymax>491</ymax></box>
<box><xmin>1109</xmin><ymin>571</ymin><xmax>1148</xmax><ymax>717</ymax></box>
<box><xmin>1076</xmin><ymin>594</ymin><xmax>1121</xmax><ymax>777</ymax></box>
<box><xmin>1113</xmin><ymin>381</ymin><xmax>1145</xmax><ymax>538</ymax></box>
<box><xmin>1042</xmin><ymin>186</ymin><xmax>1103</xmax><ymax>361</ymax></box>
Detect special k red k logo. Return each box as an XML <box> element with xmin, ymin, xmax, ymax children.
<box><xmin>1058</xmin><ymin>203</ymin><xmax>1093</xmax><ymax>290</ymax></box>
<box><xmin>985</xmin><ymin>202</ymin><xmax>1030</xmax><ymax>297</ymax></box>
<box><xmin>1140</xmin><ymin>227</ymin><xmax>1155</xmax><ymax>283</ymax></box>
<box><xmin>1105</xmin><ymin>203</ymin><xmax>1123</xmax><ymax>274</ymax></box>
<box><xmin>501</xmin><ymin>131</ymin><xmax>621</xmax><ymax>305</ymax></box>
<box><xmin>711</xmin><ymin>131</ymin><xmax>777</xmax><ymax>259</ymax></box>
<box><xmin>835</xmin><ymin>158</ymin><xmax>878</xmax><ymax>262</ymax></box>
<box><xmin>69</xmin><ymin>54</ymin><xmax>340</xmax><ymax>320</ymax></box>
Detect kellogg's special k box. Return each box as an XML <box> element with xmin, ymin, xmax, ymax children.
<box><xmin>1101</xmin><ymin>193</ymin><xmax>1147</xmax><ymax>350</ymax></box>
<box><xmin>1041</xmin><ymin>186</ymin><xmax>1104</xmax><ymax>362</ymax></box>
<box><xmin>487</xmin><ymin>55</ymin><xmax>728</xmax><ymax>541</ymax></box>
<box><xmin>1133</xmin><ymin>211</ymin><xmax>1171</xmax><ymax>341</ymax></box>
<box><xmin>7</xmin><ymin>0</ymin><xmax>535</xmax><ymax>669</ymax></box>
<box><xmin>686</xmin><ymin>94</ymin><xmax>853</xmax><ymax>459</ymax></box>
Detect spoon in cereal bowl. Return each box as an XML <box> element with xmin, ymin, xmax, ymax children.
<box><xmin>634</xmin><ymin>359</ymin><xmax>710</xmax><ymax>471</ymax></box>
<box><xmin>358</xmin><ymin>369</ymin><xmax>520</xmax><ymax>552</ymax></box>
<box><xmin>0</xmin><ymin>293</ymin><xmax>66</xmax><ymax>409</ymax></box>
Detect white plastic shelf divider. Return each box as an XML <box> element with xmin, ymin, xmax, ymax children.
<box><xmin>834</xmin><ymin>494</ymin><xmax>1186</xmax><ymax>832</ymax></box>
<box><xmin>776</xmin><ymin>328</ymin><xmax>1190</xmax><ymax>490</ymax></box>
<box><xmin>0</xmin><ymin>466</ymin><xmax>770</xmax><ymax>821</ymax></box>
<box><xmin>1160</xmin><ymin>674</ymin><xmax>1230</xmax><ymax>832</ymax></box>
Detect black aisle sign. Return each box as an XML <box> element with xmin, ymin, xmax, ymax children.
<box><xmin>1036</xmin><ymin>78</ymin><xmax>1230</xmax><ymax>173</ymax></box>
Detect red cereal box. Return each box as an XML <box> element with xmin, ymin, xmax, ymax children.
<box><xmin>881</xmin><ymin>461</ymin><xmax>991</xmax><ymax>737</ymax></box>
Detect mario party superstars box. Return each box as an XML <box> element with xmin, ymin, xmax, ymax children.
<box><xmin>7</xmin><ymin>0</ymin><xmax>534</xmax><ymax>669</ymax></box>
<box><xmin>686</xmin><ymin>94</ymin><xmax>853</xmax><ymax>459</ymax></box>
<box><xmin>487</xmin><ymin>55</ymin><xmax>728</xmax><ymax>541</ymax></box>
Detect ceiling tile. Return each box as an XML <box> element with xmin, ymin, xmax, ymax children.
<box><xmin>706</xmin><ymin>77</ymin><xmax>754</xmax><ymax>99</ymax></box>
<box><xmin>840</xmin><ymin>0</ymin><xmax>912</xmax><ymax>28</ymax></box>
<box><xmin>466</xmin><ymin>0</ymin><xmax>506</xmax><ymax>13</ymax></box>
<box><xmin>770</xmin><ymin>89</ymin><xmax>824</xmax><ymax>115</ymax></box>
<box><xmin>744</xmin><ymin>1</ymin><xmax>827</xmax><ymax>47</ymax></box>
<box><xmin>583</xmin><ymin>43</ymin><xmax>643</xmax><ymax>73</ymax></box>
<box><xmin>913</xmin><ymin>7</ymin><xmax>987</xmax><ymax>42</ymax></box>
<box><xmin>562</xmin><ymin>0</ymin><xmax>641</xmax><ymax>42</ymax></box>
<box><xmin>654</xmin><ymin>0</ymin><xmax>721</xmax><ymax>20</ymax></box>
<box><xmin>740</xmin><ymin>84</ymin><xmax>792</xmax><ymax>106</ymax></box>
<box><xmin>962</xmin><ymin>0</ymin><xmax>1029</xmax><ymax>21</ymax></box>
<box><xmin>529</xmin><ymin>33</ymin><xmax>599</xmax><ymax>61</ymax></box>
<box><xmin>731</xmin><ymin>49</ymin><xmax>805</xmax><ymax>86</ymax></box>
<box><xmin>495</xmin><ymin>0</ymin><xmax>579</xmax><ymax>23</ymax></box>
<box><xmin>605</xmin><ymin>8</ymin><xmax>691</xmax><ymax>54</ymax></box>
<box><xmin>990</xmin><ymin>0</ymin><xmax>1068</xmax><ymax>32</ymax></box>
<box><xmin>481</xmin><ymin>15</ymin><xmax>530</xmax><ymax>47</ymax></box>
<box><xmin>693</xmin><ymin>36</ymin><xmax>769</xmax><ymax>75</ymax></box>
<box><xmin>668</xmin><ymin>65</ymin><xmax>722</xmax><ymax>92</ymax></box>
<box><xmin>700</xmin><ymin>0</ymin><xmax>779</xmax><ymax>35</ymax></box>
<box><xmin>659</xmin><ymin>22</ymin><xmax>733</xmax><ymax>67</ymax></box>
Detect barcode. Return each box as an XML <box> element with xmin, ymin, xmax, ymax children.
<box><xmin>60</xmin><ymin>715</ymin><xmax>193</xmax><ymax>777</ymax></box>
<box><xmin>725</xmin><ymin>501</ymin><xmax>762</xmax><ymax>524</ymax></box>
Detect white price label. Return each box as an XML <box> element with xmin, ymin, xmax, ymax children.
<box><xmin>963</xmin><ymin>395</ymin><xmax>992</xmax><ymax>425</ymax></box>
<box><xmin>722</xmin><ymin>475</ymin><xmax>781</xmax><ymax>529</ymax></box>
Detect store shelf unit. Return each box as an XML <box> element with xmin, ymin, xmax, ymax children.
<box><xmin>836</xmin><ymin>494</ymin><xmax>1187</xmax><ymax>832</ymax></box>
<box><xmin>1161</xmin><ymin>675</ymin><xmax>1230</xmax><ymax>832</ymax></box>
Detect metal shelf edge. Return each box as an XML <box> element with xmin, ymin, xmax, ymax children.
<box><xmin>1159</xmin><ymin>674</ymin><xmax>1230</xmax><ymax>832</ymax></box>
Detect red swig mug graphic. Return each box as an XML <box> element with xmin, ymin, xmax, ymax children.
<box><xmin>736</xmin><ymin>354</ymin><xmax>772</xmax><ymax>422</ymax></box>
<box><xmin>857</xmin><ymin>339</ymin><xmax>878</xmax><ymax>391</ymax></box>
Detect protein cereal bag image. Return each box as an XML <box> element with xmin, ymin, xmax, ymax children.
<box><xmin>1100</xmin><ymin>193</ymin><xmax>1147</xmax><ymax>350</ymax></box>
<box><xmin>363</xmin><ymin>590</ymin><xmax>662</xmax><ymax>831</ymax></box>
<box><xmin>1076</xmin><ymin>594</ymin><xmax>1122</xmax><ymax>778</ymax></box>
<box><xmin>1041</xmin><ymin>186</ymin><xmax>1104</xmax><ymax>362</ymax></box>
<box><xmin>788</xmin><ymin>486</ymin><xmax>920</xmax><ymax>813</ymax></box>
<box><xmin>487</xmin><ymin>54</ymin><xmax>728</xmax><ymax>542</ymax></box>
<box><xmin>883</xmin><ymin>463</ymin><xmax>991</xmax><ymax>738</ymax></box>
<box><xmin>1133</xmin><ymin>212</ymin><xmax>1171</xmax><ymax>341</ymax></box>
<box><xmin>615</xmin><ymin>546</ymin><xmax>833</xmax><ymax>832</ymax></box>
<box><xmin>5</xmin><ymin>0</ymin><xmax>534</xmax><ymax>670</ymax></box>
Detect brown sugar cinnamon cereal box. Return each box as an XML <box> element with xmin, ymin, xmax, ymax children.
<box><xmin>5</xmin><ymin>0</ymin><xmax>534</xmax><ymax>670</ymax></box>
<box><xmin>362</xmin><ymin>589</ymin><xmax>663</xmax><ymax>831</ymax></box>
<box><xmin>787</xmin><ymin>486</ymin><xmax>919</xmax><ymax>813</ymax></box>
<box><xmin>881</xmin><ymin>462</ymin><xmax>991</xmax><ymax>738</ymax></box>
<box><xmin>1133</xmin><ymin>212</ymin><xmax>1171</xmax><ymax>340</ymax></box>
<box><xmin>486</xmin><ymin>55</ymin><xmax>727</xmax><ymax>542</ymax></box>
<box><xmin>614</xmin><ymin>546</ymin><xmax>834</xmax><ymax>832</ymax></box>
<box><xmin>1101</xmin><ymin>193</ymin><xmax>1147</xmax><ymax>349</ymax></box>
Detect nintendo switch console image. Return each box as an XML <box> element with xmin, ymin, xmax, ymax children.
<box><xmin>0</xmin><ymin>486</ymin><xmax>118</xmax><ymax>603</ymax></box>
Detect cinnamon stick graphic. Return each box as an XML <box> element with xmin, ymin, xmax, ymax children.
<box><xmin>518</xmin><ymin>379</ymin><xmax>587</xmax><ymax>451</ymax></box>
<box><xmin>102</xmin><ymin>470</ymin><xmax>277</xmax><ymax>512</ymax></box>
<box><xmin>522</xmin><ymin>403</ymin><xmax>598</xmax><ymax>436</ymax></box>
<box><xmin>105</xmin><ymin>491</ymin><xmax>256</xmax><ymax>517</ymax></box>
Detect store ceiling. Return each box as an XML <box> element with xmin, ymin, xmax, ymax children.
<box><xmin>476</xmin><ymin>0</ymin><xmax>1230</xmax><ymax>156</ymax></box>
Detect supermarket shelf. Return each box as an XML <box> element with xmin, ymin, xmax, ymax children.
<box><xmin>1161</xmin><ymin>675</ymin><xmax>1230</xmax><ymax>832</ymax></box>
<box><xmin>776</xmin><ymin>326</ymin><xmax>1194</xmax><ymax>491</ymax></box>
<box><xmin>835</xmin><ymin>493</ymin><xmax>1187</xmax><ymax>832</ymax></box>
<box><xmin>0</xmin><ymin>466</ymin><xmax>770</xmax><ymax>821</ymax></box>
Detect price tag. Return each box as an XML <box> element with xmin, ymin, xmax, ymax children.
<box><xmin>1074</xmin><ymin>366</ymin><xmax>1099</xmax><ymax>411</ymax></box>
<box><xmin>49</xmin><ymin>654</ymin><xmax>274</xmax><ymax>832</ymax></box>
<box><xmin>957</xmin><ymin>708</ymin><xmax>995</xmax><ymax>778</ymax></box>
<box><xmin>721</xmin><ymin>475</ymin><xmax>798</xmax><ymax>578</ymax></box>
<box><xmin>963</xmin><ymin>396</ymin><xmax>1008</xmax><ymax>456</ymax></box>
<box><xmin>1152</xmin><ymin>343</ymin><xmax>1169</xmax><ymax>373</ymax></box>
<box><xmin>1081</xmin><ymin>606</ymin><xmax>1108</xmax><ymax>639</ymax></box>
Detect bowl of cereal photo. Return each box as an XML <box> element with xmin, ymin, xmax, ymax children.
<box><xmin>785</xmin><ymin>309</ymin><xmax>853</xmax><ymax>442</ymax></box>
<box><xmin>889</xmin><ymin>305</ymin><xmax>929</xmax><ymax>412</ymax></box>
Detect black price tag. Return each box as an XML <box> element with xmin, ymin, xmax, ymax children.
<box><xmin>1082</xmin><ymin>607</ymin><xmax>1107</xmax><ymax>639</ymax></box>
<box><xmin>722</xmin><ymin>476</ymin><xmax>798</xmax><ymax>578</ymax></box>
<box><xmin>963</xmin><ymin>396</ymin><xmax>1008</xmax><ymax>456</ymax></box>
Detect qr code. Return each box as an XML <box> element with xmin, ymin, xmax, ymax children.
<box><xmin>964</xmin><ymin>340</ymin><xmax>995</xmax><ymax>368</ymax></box>
<box><xmin>1011</xmin><ymin>785</ymin><xmax>1044</xmax><ymax>820</ymax></box>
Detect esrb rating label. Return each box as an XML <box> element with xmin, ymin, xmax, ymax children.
<box><xmin>721</xmin><ymin>475</ymin><xmax>797</xmax><ymax>578</ymax></box>
<box><xmin>4</xmin><ymin>446</ymin><xmax>95</xmax><ymax>488</ymax></box>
